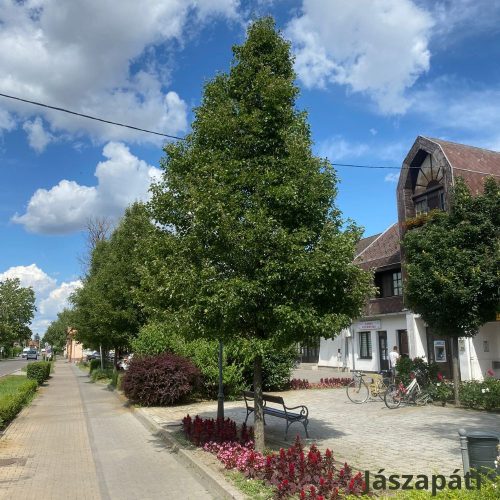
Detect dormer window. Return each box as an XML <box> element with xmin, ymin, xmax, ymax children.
<box><xmin>412</xmin><ymin>154</ymin><xmax>445</xmax><ymax>215</ymax></box>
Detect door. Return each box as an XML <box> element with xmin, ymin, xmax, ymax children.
<box><xmin>299</xmin><ymin>338</ymin><xmax>320</xmax><ymax>363</ymax></box>
<box><xmin>397</xmin><ymin>329</ymin><xmax>409</xmax><ymax>358</ymax></box>
<box><xmin>378</xmin><ymin>331</ymin><xmax>389</xmax><ymax>371</ymax></box>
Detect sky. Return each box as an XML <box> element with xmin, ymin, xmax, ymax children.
<box><xmin>1</xmin><ymin>0</ymin><xmax>499</xmax><ymax>336</ymax></box>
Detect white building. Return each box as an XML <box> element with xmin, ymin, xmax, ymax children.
<box><xmin>318</xmin><ymin>136</ymin><xmax>500</xmax><ymax>380</ymax></box>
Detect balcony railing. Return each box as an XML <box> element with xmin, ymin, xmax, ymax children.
<box><xmin>362</xmin><ymin>295</ymin><xmax>404</xmax><ymax>316</ymax></box>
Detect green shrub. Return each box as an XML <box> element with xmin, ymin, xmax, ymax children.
<box><xmin>396</xmin><ymin>356</ymin><xmax>439</xmax><ymax>386</ymax></box>
<box><xmin>459</xmin><ymin>377</ymin><xmax>500</xmax><ymax>410</ymax></box>
<box><xmin>132</xmin><ymin>322</ymin><xmax>298</xmax><ymax>397</ymax></box>
<box><xmin>132</xmin><ymin>323</ymin><xmax>246</xmax><ymax>398</ymax></box>
<box><xmin>27</xmin><ymin>361</ymin><xmax>51</xmax><ymax>385</ymax></box>
<box><xmin>89</xmin><ymin>359</ymin><xmax>100</xmax><ymax>373</ymax></box>
<box><xmin>91</xmin><ymin>368</ymin><xmax>114</xmax><ymax>381</ymax></box>
<box><xmin>427</xmin><ymin>381</ymin><xmax>454</xmax><ymax>405</ymax></box>
<box><xmin>0</xmin><ymin>377</ymin><xmax>38</xmax><ymax>427</ymax></box>
<box><xmin>12</xmin><ymin>346</ymin><xmax>22</xmax><ymax>357</ymax></box>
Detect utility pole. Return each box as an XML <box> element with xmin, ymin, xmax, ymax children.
<box><xmin>217</xmin><ymin>340</ymin><xmax>224</xmax><ymax>420</ymax></box>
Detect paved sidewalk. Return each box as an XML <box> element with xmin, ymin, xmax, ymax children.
<box><xmin>0</xmin><ymin>362</ymin><xmax>212</xmax><ymax>500</ymax></box>
<box><xmin>144</xmin><ymin>387</ymin><xmax>500</xmax><ymax>477</ymax></box>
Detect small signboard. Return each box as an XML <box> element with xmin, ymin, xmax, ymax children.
<box><xmin>356</xmin><ymin>320</ymin><xmax>381</xmax><ymax>331</ymax></box>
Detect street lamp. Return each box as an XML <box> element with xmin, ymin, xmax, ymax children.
<box><xmin>217</xmin><ymin>340</ymin><xmax>224</xmax><ymax>420</ymax></box>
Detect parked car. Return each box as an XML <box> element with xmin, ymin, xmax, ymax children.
<box><xmin>26</xmin><ymin>349</ymin><xmax>38</xmax><ymax>360</ymax></box>
<box><xmin>119</xmin><ymin>353</ymin><xmax>134</xmax><ymax>371</ymax></box>
<box><xmin>21</xmin><ymin>347</ymin><xmax>30</xmax><ymax>359</ymax></box>
<box><xmin>86</xmin><ymin>350</ymin><xmax>101</xmax><ymax>361</ymax></box>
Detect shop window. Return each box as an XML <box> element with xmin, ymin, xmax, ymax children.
<box><xmin>359</xmin><ymin>332</ymin><xmax>372</xmax><ymax>359</ymax></box>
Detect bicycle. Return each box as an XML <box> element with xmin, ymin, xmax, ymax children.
<box><xmin>384</xmin><ymin>372</ymin><xmax>433</xmax><ymax>409</ymax></box>
<box><xmin>346</xmin><ymin>370</ymin><xmax>392</xmax><ymax>404</ymax></box>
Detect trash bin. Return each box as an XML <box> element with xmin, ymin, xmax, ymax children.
<box><xmin>458</xmin><ymin>428</ymin><xmax>499</xmax><ymax>477</ymax></box>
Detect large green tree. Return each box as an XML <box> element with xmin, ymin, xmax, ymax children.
<box><xmin>148</xmin><ymin>18</ymin><xmax>372</xmax><ymax>450</ymax></box>
<box><xmin>403</xmin><ymin>177</ymin><xmax>500</xmax><ymax>401</ymax></box>
<box><xmin>0</xmin><ymin>278</ymin><xmax>36</xmax><ymax>346</ymax></box>
<box><xmin>71</xmin><ymin>203</ymin><xmax>151</xmax><ymax>360</ymax></box>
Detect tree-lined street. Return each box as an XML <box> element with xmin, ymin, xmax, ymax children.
<box><xmin>0</xmin><ymin>361</ymin><xmax>211</xmax><ymax>500</ymax></box>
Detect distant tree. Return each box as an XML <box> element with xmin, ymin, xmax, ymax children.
<box><xmin>71</xmin><ymin>203</ymin><xmax>152</xmax><ymax>362</ymax></box>
<box><xmin>403</xmin><ymin>177</ymin><xmax>500</xmax><ymax>402</ymax></box>
<box><xmin>0</xmin><ymin>278</ymin><xmax>36</xmax><ymax>346</ymax></box>
<box><xmin>78</xmin><ymin>216</ymin><xmax>113</xmax><ymax>274</ymax></box>
<box><xmin>148</xmin><ymin>18</ymin><xmax>372</xmax><ymax>451</ymax></box>
<box><xmin>43</xmin><ymin>308</ymin><xmax>75</xmax><ymax>353</ymax></box>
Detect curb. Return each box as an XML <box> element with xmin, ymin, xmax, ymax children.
<box><xmin>112</xmin><ymin>389</ymin><xmax>246</xmax><ymax>500</ymax></box>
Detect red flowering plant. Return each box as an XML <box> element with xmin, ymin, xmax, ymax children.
<box><xmin>206</xmin><ymin>434</ymin><xmax>365</xmax><ymax>499</ymax></box>
<box><xmin>182</xmin><ymin>415</ymin><xmax>253</xmax><ymax>446</ymax></box>
<box><xmin>290</xmin><ymin>378</ymin><xmax>351</xmax><ymax>390</ymax></box>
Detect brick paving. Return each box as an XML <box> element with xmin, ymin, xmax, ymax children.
<box><xmin>144</xmin><ymin>386</ymin><xmax>500</xmax><ymax>477</ymax></box>
<box><xmin>0</xmin><ymin>362</ymin><xmax>212</xmax><ymax>500</ymax></box>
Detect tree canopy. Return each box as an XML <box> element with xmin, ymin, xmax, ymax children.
<box><xmin>0</xmin><ymin>278</ymin><xmax>36</xmax><ymax>345</ymax></box>
<box><xmin>71</xmin><ymin>203</ymin><xmax>151</xmax><ymax>352</ymax></box>
<box><xmin>43</xmin><ymin>308</ymin><xmax>74</xmax><ymax>353</ymax></box>
<box><xmin>148</xmin><ymin>17</ymin><xmax>372</xmax><ymax>449</ymax></box>
<box><xmin>403</xmin><ymin>177</ymin><xmax>500</xmax><ymax>337</ymax></box>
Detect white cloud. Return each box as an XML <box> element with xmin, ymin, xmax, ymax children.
<box><xmin>0</xmin><ymin>0</ymin><xmax>238</xmax><ymax>149</ymax></box>
<box><xmin>22</xmin><ymin>117</ymin><xmax>54</xmax><ymax>153</ymax></box>
<box><xmin>318</xmin><ymin>136</ymin><xmax>369</xmax><ymax>161</ymax></box>
<box><xmin>409</xmin><ymin>79</ymin><xmax>500</xmax><ymax>148</ymax></box>
<box><xmin>0</xmin><ymin>264</ymin><xmax>56</xmax><ymax>294</ymax></box>
<box><xmin>286</xmin><ymin>0</ymin><xmax>433</xmax><ymax>114</ymax></box>
<box><xmin>0</xmin><ymin>263</ymin><xmax>81</xmax><ymax>335</ymax></box>
<box><xmin>12</xmin><ymin>142</ymin><xmax>159</xmax><ymax>234</ymax></box>
<box><xmin>38</xmin><ymin>280</ymin><xmax>81</xmax><ymax>317</ymax></box>
<box><xmin>384</xmin><ymin>172</ymin><xmax>400</xmax><ymax>183</ymax></box>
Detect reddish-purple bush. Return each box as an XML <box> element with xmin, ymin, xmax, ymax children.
<box><xmin>290</xmin><ymin>378</ymin><xmax>351</xmax><ymax>390</ymax></box>
<box><xmin>182</xmin><ymin>415</ymin><xmax>253</xmax><ymax>446</ymax></box>
<box><xmin>123</xmin><ymin>353</ymin><xmax>200</xmax><ymax>406</ymax></box>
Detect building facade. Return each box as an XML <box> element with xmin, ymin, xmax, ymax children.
<box><xmin>318</xmin><ymin>136</ymin><xmax>500</xmax><ymax>380</ymax></box>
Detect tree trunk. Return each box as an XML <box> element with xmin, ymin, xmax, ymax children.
<box><xmin>114</xmin><ymin>347</ymin><xmax>118</xmax><ymax>370</ymax></box>
<box><xmin>451</xmin><ymin>336</ymin><xmax>461</xmax><ymax>406</ymax></box>
<box><xmin>253</xmin><ymin>355</ymin><xmax>265</xmax><ymax>452</ymax></box>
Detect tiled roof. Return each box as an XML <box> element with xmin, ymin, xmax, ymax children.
<box><xmin>354</xmin><ymin>223</ymin><xmax>401</xmax><ymax>270</ymax></box>
<box><xmin>355</xmin><ymin>233</ymin><xmax>381</xmax><ymax>255</ymax></box>
<box><xmin>425</xmin><ymin>137</ymin><xmax>500</xmax><ymax>194</ymax></box>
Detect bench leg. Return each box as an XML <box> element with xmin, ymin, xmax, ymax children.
<box><xmin>303</xmin><ymin>419</ymin><xmax>309</xmax><ymax>438</ymax></box>
<box><xmin>244</xmin><ymin>409</ymin><xmax>254</xmax><ymax>426</ymax></box>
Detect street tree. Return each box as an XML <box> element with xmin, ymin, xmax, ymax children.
<box><xmin>149</xmin><ymin>18</ymin><xmax>373</xmax><ymax>450</ymax></box>
<box><xmin>0</xmin><ymin>278</ymin><xmax>36</xmax><ymax>346</ymax></box>
<box><xmin>71</xmin><ymin>203</ymin><xmax>151</xmax><ymax>362</ymax></box>
<box><xmin>43</xmin><ymin>308</ymin><xmax>75</xmax><ymax>354</ymax></box>
<box><xmin>403</xmin><ymin>177</ymin><xmax>500</xmax><ymax>402</ymax></box>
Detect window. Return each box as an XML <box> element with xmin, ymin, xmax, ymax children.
<box><xmin>415</xmin><ymin>198</ymin><xmax>428</xmax><ymax>215</ymax></box>
<box><xmin>392</xmin><ymin>271</ymin><xmax>403</xmax><ymax>296</ymax></box>
<box><xmin>359</xmin><ymin>332</ymin><xmax>372</xmax><ymax>359</ymax></box>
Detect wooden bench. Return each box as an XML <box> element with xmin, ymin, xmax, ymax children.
<box><xmin>243</xmin><ymin>391</ymin><xmax>309</xmax><ymax>439</ymax></box>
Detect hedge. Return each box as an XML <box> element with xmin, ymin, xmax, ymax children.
<box><xmin>27</xmin><ymin>361</ymin><xmax>51</xmax><ymax>385</ymax></box>
<box><xmin>0</xmin><ymin>376</ymin><xmax>38</xmax><ymax>428</ymax></box>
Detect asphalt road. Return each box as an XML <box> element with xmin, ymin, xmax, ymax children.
<box><xmin>0</xmin><ymin>358</ymin><xmax>37</xmax><ymax>377</ymax></box>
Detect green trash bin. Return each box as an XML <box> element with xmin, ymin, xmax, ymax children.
<box><xmin>459</xmin><ymin>429</ymin><xmax>499</xmax><ymax>478</ymax></box>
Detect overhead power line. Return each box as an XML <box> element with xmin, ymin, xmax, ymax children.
<box><xmin>1</xmin><ymin>92</ymin><xmax>499</xmax><ymax>177</ymax></box>
<box><xmin>0</xmin><ymin>92</ymin><xmax>186</xmax><ymax>141</ymax></box>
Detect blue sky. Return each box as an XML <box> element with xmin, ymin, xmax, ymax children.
<box><xmin>1</xmin><ymin>0</ymin><xmax>499</xmax><ymax>334</ymax></box>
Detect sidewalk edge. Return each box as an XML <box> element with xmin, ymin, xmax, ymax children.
<box><xmin>112</xmin><ymin>389</ymin><xmax>246</xmax><ymax>500</ymax></box>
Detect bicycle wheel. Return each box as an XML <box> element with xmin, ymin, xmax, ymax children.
<box><xmin>415</xmin><ymin>390</ymin><xmax>432</xmax><ymax>406</ymax></box>
<box><xmin>375</xmin><ymin>378</ymin><xmax>390</xmax><ymax>401</ymax></box>
<box><xmin>384</xmin><ymin>384</ymin><xmax>402</xmax><ymax>409</ymax></box>
<box><xmin>346</xmin><ymin>378</ymin><xmax>369</xmax><ymax>403</ymax></box>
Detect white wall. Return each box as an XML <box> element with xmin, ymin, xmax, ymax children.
<box><xmin>319</xmin><ymin>314</ymin><xmax>407</xmax><ymax>372</ymax></box>
<box><xmin>460</xmin><ymin>322</ymin><xmax>500</xmax><ymax>381</ymax></box>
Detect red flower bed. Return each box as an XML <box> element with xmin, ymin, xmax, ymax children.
<box><xmin>290</xmin><ymin>378</ymin><xmax>351</xmax><ymax>390</ymax></box>
<box><xmin>182</xmin><ymin>414</ymin><xmax>253</xmax><ymax>446</ymax></box>
<box><xmin>205</xmin><ymin>436</ymin><xmax>365</xmax><ymax>499</ymax></box>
